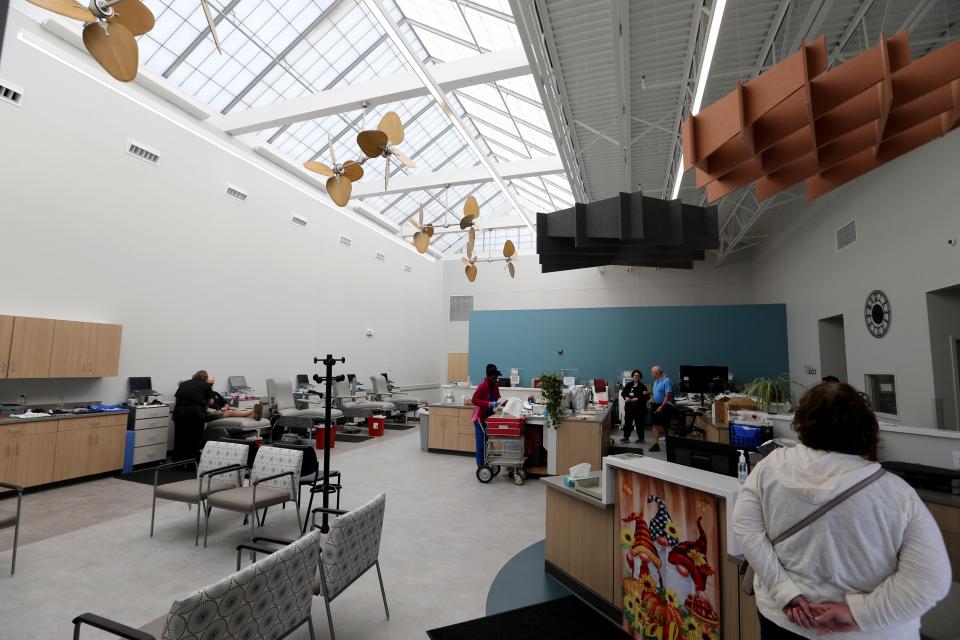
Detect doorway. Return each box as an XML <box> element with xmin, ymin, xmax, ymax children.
<box><xmin>818</xmin><ymin>315</ymin><xmax>848</xmax><ymax>382</ymax></box>
<box><xmin>926</xmin><ymin>286</ymin><xmax>960</xmax><ymax>429</ymax></box>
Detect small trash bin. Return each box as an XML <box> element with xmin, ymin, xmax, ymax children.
<box><xmin>368</xmin><ymin>414</ymin><xmax>385</xmax><ymax>437</ymax></box>
<box><xmin>418</xmin><ymin>408</ymin><xmax>430</xmax><ymax>452</ymax></box>
<box><xmin>315</xmin><ymin>425</ymin><xmax>336</xmax><ymax>449</ymax></box>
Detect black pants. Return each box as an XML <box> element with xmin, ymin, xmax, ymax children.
<box><xmin>623</xmin><ymin>411</ymin><xmax>646</xmax><ymax>441</ymax></box>
<box><xmin>172</xmin><ymin>411</ymin><xmax>206</xmax><ymax>462</ymax></box>
<box><xmin>759</xmin><ymin>613</ymin><xmax>807</xmax><ymax>640</ymax></box>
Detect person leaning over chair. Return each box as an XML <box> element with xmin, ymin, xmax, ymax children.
<box><xmin>471</xmin><ymin>364</ymin><xmax>502</xmax><ymax>468</ymax></box>
<box><xmin>647</xmin><ymin>365</ymin><xmax>673</xmax><ymax>452</ymax></box>
<box><xmin>620</xmin><ymin>369</ymin><xmax>649</xmax><ymax>444</ymax></box>
<box><xmin>172</xmin><ymin>370</ymin><xmax>215</xmax><ymax>461</ymax></box>
<box><xmin>732</xmin><ymin>382</ymin><xmax>951</xmax><ymax>640</ymax></box>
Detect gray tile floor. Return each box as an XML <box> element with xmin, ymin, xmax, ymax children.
<box><xmin>0</xmin><ymin>428</ymin><xmax>549</xmax><ymax>639</ymax></box>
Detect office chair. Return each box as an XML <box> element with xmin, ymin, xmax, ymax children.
<box><xmin>671</xmin><ymin>405</ymin><xmax>707</xmax><ymax>440</ymax></box>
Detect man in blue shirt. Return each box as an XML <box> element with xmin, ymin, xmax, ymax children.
<box><xmin>648</xmin><ymin>365</ymin><xmax>673</xmax><ymax>452</ymax></box>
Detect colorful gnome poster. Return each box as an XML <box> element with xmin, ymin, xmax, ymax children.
<box><xmin>618</xmin><ymin>470</ymin><xmax>722</xmax><ymax>640</ymax></box>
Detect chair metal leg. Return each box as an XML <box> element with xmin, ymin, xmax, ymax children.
<box><xmin>249</xmin><ymin>508</ymin><xmax>256</xmax><ymax>540</ymax></box>
<box><xmin>10</xmin><ymin>497</ymin><xmax>21</xmax><ymax>576</ymax></box>
<box><xmin>259</xmin><ymin>507</ymin><xmax>268</xmax><ymax>526</ymax></box>
<box><xmin>323</xmin><ymin>595</ymin><xmax>336</xmax><ymax>640</ymax></box>
<box><xmin>150</xmin><ymin>487</ymin><xmax>158</xmax><ymax>538</ymax></box>
<box><xmin>302</xmin><ymin>485</ymin><xmax>316</xmax><ymax>534</ymax></box>
<box><xmin>194</xmin><ymin>499</ymin><xmax>203</xmax><ymax>546</ymax></box>
<box><xmin>307</xmin><ymin>614</ymin><xmax>316</xmax><ymax>640</ymax></box>
<box><xmin>375</xmin><ymin>560</ymin><xmax>389</xmax><ymax>619</ymax></box>
<box><xmin>203</xmin><ymin>505</ymin><xmax>212</xmax><ymax>548</ymax></box>
<box><xmin>294</xmin><ymin>501</ymin><xmax>302</xmax><ymax>534</ymax></box>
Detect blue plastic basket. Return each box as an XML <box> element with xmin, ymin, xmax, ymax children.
<box><xmin>729</xmin><ymin>423</ymin><xmax>773</xmax><ymax>451</ymax></box>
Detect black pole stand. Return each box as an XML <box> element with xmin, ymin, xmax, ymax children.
<box><xmin>313</xmin><ymin>354</ymin><xmax>345</xmax><ymax>534</ymax></box>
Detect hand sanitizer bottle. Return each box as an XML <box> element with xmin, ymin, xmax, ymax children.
<box><xmin>738</xmin><ymin>450</ymin><xmax>748</xmax><ymax>484</ymax></box>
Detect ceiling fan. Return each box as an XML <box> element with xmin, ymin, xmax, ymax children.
<box><xmin>461</xmin><ymin>232</ymin><xmax>478</xmax><ymax>282</ymax></box>
<box><xmin>503</xmin><ymin>239</ymin><xmax>517</xmax><ymax>278</ymax></box>
<box><xmin>406</xmin><ymin>205</ymin><xmax>435</xmax><ymax>253</ymax></box>
<box><xmin>356</xmin><ymin>111</ymin><xmax>416</xmax><ymax>190</ymax></box>
<box><xmin>304</xmin><ymin>134</ymin><xmax>364</xmax><ymax>207</ymax></box>
<box><xmin>28</xmin><ymin>0</ymin><xmax>155</xmax><ymax>82</ymax></box>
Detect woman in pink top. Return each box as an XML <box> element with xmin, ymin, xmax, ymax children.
<box><xmin>471</xmin><ymin>363</ymin><xmax>502</xmax><ymax>467</ymax></box>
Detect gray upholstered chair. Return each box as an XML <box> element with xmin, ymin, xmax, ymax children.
<box><xmin>204</xmin><ymin>446</ymin><xmax>303</xmax><ymax>547</ymax></box>
<box><xmin>0</xmin><ymin>481</ymin><xmax>23</xmax><ymax>575</ymax></box>
<box><xmin>267</xmin><ymin>377</ymin><xmax>344</xmax><ymax>422</ymax></box>
<box><xmin>240</xmin><ymin>493</ymin><xmax>389</xmax><ymax>640</ymax></box>
<box><xmin>333</xmin><ymin>380</ymin><xmax>395</xmax><ymax>421</ymax></box>
<box><xmin>149</xmin><ymin>441</ymin><xmax>248</xmax><ymax>545</ymax></box>
<box><xmin>72</xmin><ymin>528</ymin><xmax>323</xmax><ymax>639</ymax></box>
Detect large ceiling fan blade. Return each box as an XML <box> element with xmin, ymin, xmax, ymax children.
<box><xmin>109</xmin><ymin>0</ymin><xmax>155</xmax><ymax>36</ymax></box>
<box><xmin>326</xmin><ymin>176</ymin><xmax>352</xmax><ymax>207</ymax></box>
<box><xmin>467</xmin><ymin>227</ymin><xmax>475</xmax><ymax>256</ymax></box>
<box><xmin>26</xmin><ymin>0</ymin><xmax>96</xmax><ymax>22</ymax></box>
<box><xmin>199</xmin><ymin>0</ymin><xmax>222</xmax><ymax>54</ymax></box>
<box><xmin>379</xmin><ymin>111</ymin><xmax>404</xmax><ymax>145</ymax></box>
<box><xmin>83</xmin><ymin>22</ymin><xmax>139</xmax><ymax>83</ymax></box>
<box><xmin>508</xmin><ymin>261</ymin><xmax>516</xmax><ymax>278</ymax></box>
<box><xmin>357</xmin><ymin>130</ymin><xmax>388</xmax><ymax>158</ymax></box>
<box><xmin>460</xmin><ymin>256</ymin><xmax>472</xmax><ymax>266</ymax></box>
<box><xmin>304</xmin><ymin>161</ymin><xmax>334</xmax><ymax>177</ymax></box>
<box><xmin>503</xmin><ymin>239</ymin><xmax>516</xmax><ymax>258</ymax></box>
<box><xmin>342</xmin><ymin>160</ymin><xmax>363</xmax><ymax>182</ymax></box>
<box><xmin>464</xmin><ymin>195</ymin><xmax>480</xmax><ymax>218</ymax></box>
<box><xmin>465</xmin><ymin>264</ymin><xmax>478</xmax><ymax>282</ymax></box>
<box><xmin>393</xmin><ymin>149</ymin><xmax>416</xmax><ymax>169</ymax></box>
<box><xmin>413</xmin><ymin>231</ymin><xmax>430</xmax><ymax>254</ymax></box>
<box><xmin>424</xmin><ymin>223</ymin><xmax>434</xmax><ymax>238</ymax></box>
<box><xmin>459</xmin><ymin>215</ymin><xmax>473</xmax><ymax>230</ymax></box>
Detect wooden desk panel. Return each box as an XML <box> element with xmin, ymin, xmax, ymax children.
<box><xmin>545</xmin><ymin>486</ymin><xmax>614</xmax><ymax>602</ymax></box>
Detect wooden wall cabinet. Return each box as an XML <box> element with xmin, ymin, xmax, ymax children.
<box><xmin>0</xmin><ymin>315</ymin><xmax>14</xmax><ymax>379</ymax></box>
<box><xmin>0</xmin><ymin>315</ymin><xmax>122</xmax><ymax>379</ymax></box>
<box><xmin>7</xmin><ymin>316</ymin><xmax>56</xmax><ymax>378</ymax></box>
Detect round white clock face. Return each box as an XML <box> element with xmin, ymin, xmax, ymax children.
<box><xmin>864</xmin><ymin>290</ymin><xmax>891</xmax><ymax>338</ymax></box>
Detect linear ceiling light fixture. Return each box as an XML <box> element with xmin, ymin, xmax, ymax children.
<box><xmin>363</xmin><ymin>0</ymin><xmax>536</xmax><ymax>233</ymax></box>
<box><xmin>670</xmin><ymin>0</ymin><xmax>728</xmax><ymax>200</ymax></box>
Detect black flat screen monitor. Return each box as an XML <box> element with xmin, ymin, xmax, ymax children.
<box><xmin>128</xmin><ymin>377</ymin><xmax>152</xmax><ymax>392</ymax></box>
<box><xmin>666</xmin><ymin>436</ymin><xmax>742</xmax><ymax>478</ymax></box>
<box><xmin>228</xmin><ymin>376</ymin><xmax>248</xmax><ymax>390</ymax></box>
<box><xmin>678</xmin><ymin>365</ymin><xmax>728</xmax><ymax>394</ymax></box>
<box><xmin>296</xmin><ymin>374</ymin><xmax>309</xmax><ymax>386</ymax></box>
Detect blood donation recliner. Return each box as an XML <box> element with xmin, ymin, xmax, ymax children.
<box><xmin>333</xmin><ymin>379</ymin><xmax>395</xmax><ymax>422</ymax></box>
<box><xmin>267</xmin><ymin>377</ymin><xmax>344</xmax><ymax>424</ymax></box>
<box><xmin>369</xmin><ymin>374</ymin><xmax>426</xmax><ymax>421</ymax></box>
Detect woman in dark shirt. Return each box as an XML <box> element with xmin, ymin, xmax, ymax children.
<box><xmin>471</xmin><ymin>363</ymin><xmax>502</xmax><ymax>468</ymax></box>
<box><xmin>620</xmin><ymin>369</ymin><xmax>649</xmax><ymax>443</ymax></box>
<box><xmin>173</xmin><ymin>369</ymin><xmax>214</xmax><ymax>461</ymax></box>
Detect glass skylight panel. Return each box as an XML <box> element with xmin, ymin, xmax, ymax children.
<box><xmin>396</xmin><ymin>0</ymin><xmax>473</xmax><ymax>42</ymax></box>
<box><xmin>461</xmin><ymin>7</ymin><xmax>519</xmax><ymax>52</ymax></box>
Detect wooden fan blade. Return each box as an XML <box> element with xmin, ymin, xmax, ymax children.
<box><xmin>326</xmin><ymin>176</ymin><xmax>352</xmax><ymax>207</ymax></box>
<box><xmin>379</xmin><ymin>111</ymin><xmax>404</xmax><ymax>145</ymax></box>
<box><xmin>357</xmin><ymin>130</ymin><xmax>388</xmax><ymax>158</ymax></box>
<box><xmin>26</xmin><ymin>0</ymin><xmax>96</xmax><ymax>22</ymax></box>
<box><xmin>393</xmin><ymin>149</ymin><xmax>416</xmax><ymax>169</ymax></box>
<box><xmin>467</xmin><ymin>227</ymin><xmax>475</xmax><ymax>256</ymax></box>
<box><xmin>508</xmin><ymin>261</ymin><xmax>516</xmax><ymax>278</ymax></box>
<box><xmin>424</xmin><ymin>224</ymin><xmax>434</xmax><ymax>238</ymax></box>
<box><xmin>303</xmin><ymin>161</ymin><xmax>333</xmax><ymax>177</ymax></box>
<box><xmin>342</xmin><ymin>161</ymin><xmax>363</xmax><ymax>182</ymax></box>
<box><xmin>460</xmin><ymin>256</ymin><xmax>472</xmax><ymax>266</ymax></box>
<box><xmin>464</xmin><ymin>195</ymin><xmax>480</xmax><ymax>217</ymax></box>
<box><xmin>109</xmin><ymin>0</ymin><xmax>155</xmax><ymax>36</ymax></box>
<box><xmin>200</xmin><ymin>0</ymin><xmax>222</xmax><ymax>54</ymax></box>
<box><xmin>465</xmin><ymin>264</ymin><xmax>478</xmax><ymax>282</ymax></box>
<box><xmin>503</xmin><ymin>239</ymin><xmax>516</xmax><ymax>258</ymax></box>
<box><xmin>83</xmin><ymin>22</ymin><xmax>139</xmax><ymax>83</ymax></box>
<box><xmin>413</xmin><ymin>232</ymin><xmax>430</xmax><ymax>254</ymax></box>
<box><xmin>459</xmin><ymin>216</ymin><xmax>473</xmax><ymax>230</ymax></box>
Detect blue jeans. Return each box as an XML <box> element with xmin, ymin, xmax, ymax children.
<box><xmin>474</xmin><ymin>420</ymin><xmax>485</xmax><ymax>467</ymax></box>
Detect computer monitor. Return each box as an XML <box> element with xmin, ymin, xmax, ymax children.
<box><xmin>498</xmin><ymin>377</ymin><xmax>512</xmax><ymax>388</ymax></box>
<box><xmin>666</xmin><ymin>436</ymin><xmax>743</xmax><ymax>479</ymax></box>
<box><xmin>128</xmin><ymin>377</ymin><xmax>152</xmax><ymax>392</ymax></box>
<box><xmin>296</xmin><ymin>374</ymin><xmax>309</xmax><ymax>387</ymax></box>
<box><xmin>678</xmin><ymin>365</ymin><xmax>728</xmax><ymax>394</ymax></box>
<box><xmin>227</xmin><ymin>376</ymin><xmax>248</xmax><ymax>391</ymax></box>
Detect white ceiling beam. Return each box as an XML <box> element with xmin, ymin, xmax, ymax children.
<box><xmin>352</xmin><ymin>156</ymin><xmax>564</xmax><ymax>198</ymax></box>
<box><xmin>612</xmin><ymin>0</ymin><xmax>631</xmax><ymax>192</ymax></box>
<box><xmin>220</xmin><ymin>46</ymin><xmax>530</xmax><ymax>135</ymax></box>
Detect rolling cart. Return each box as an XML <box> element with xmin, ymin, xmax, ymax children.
<box><xmin>477</xmin><ymin>416</ymin><xmax>527</xmax><ymax>485</ymax></box>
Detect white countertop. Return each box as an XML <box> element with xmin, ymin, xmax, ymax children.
<box><xmin>602</xmin><ymin>454</ymin><xmax>743</xmax><ymax>556</ymax></box>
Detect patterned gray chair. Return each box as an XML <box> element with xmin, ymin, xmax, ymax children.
<box><xmin>149</xmin><ymin>441</ymin><xmax>248</xmax><ymax>546</ymax></box>
<box><xmin>241</xmin><ymin>493</ymin><xmax>388</xmax><ymax>640</ymax></box>
<box><xmin>72</xmin><ymin>528</ymin><xmax>323</xmax><ymax>640</ymax></box>
<box><xmin>204</xmin><ymin>446</ymin><xmax>303</xmax><ymax>547</ymax></box>
<box><xmin>0</xmin><ymin>481</ymin><xmax>23</xmax><ymax>575</ymax></box>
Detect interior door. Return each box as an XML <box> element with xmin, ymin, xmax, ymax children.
<box><xmin>8</xmin><ymin>316</ymin><xmax>55</xmax><ymax>378</ymax></box>
<box><xmin>447</xmin><ymin>353</ymin><xmax>468</xmax><ymax>382</ymax></box>
<box><xmin>0</xmin><ymin>315</ymin><xmax>14</xmax><ymax>379</ymax></box>
<box><xmin>49</xmin><ymin>320</ymin><xmax>93</xmax><ymax>378</ymax></box>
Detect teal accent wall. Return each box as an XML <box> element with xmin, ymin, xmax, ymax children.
<box><xmin>468</xmin><ymin>305</ymin><xmax>788</xmax><ymax>388</ymax></box>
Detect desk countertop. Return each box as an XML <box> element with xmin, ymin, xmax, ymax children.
<box><xmin>542</xmin><ymin>475</ymin><xmax>612</xmax><ymax>510</ymax></box>
<box><xmin>0</xmin><ymin>410</ymin><xmax>129</xmax><ymax>426</ymax></box>
<box><xmin>426</xmin><ymin>405</ymin><xmax>611</xmax><ymax>424</ymax></box>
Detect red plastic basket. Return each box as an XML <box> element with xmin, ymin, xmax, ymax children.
<box><xmin>485</xmin><ymin>416</ymin><xmax>525</xmax><ymax>437</ymax></box>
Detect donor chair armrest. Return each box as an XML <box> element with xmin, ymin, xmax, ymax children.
<box><xmin>0</xmin><ymin>481</ymin><xmax>24</xmax><ymax>493</ymax></box>
<box><xmin>72</xmin><ymin>613</ymin><xmax>154</xmax><ymax>640</ymax></box>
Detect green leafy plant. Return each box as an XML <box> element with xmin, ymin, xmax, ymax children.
<box><xmin>539</xmin><ymin>372</ymin><xmax>564</xmax><ymax>428</ymax></box>
<box><xmin>743</xmin><ymin>374</ymin><xmax>802</xmax><ymax>413</ymax></box>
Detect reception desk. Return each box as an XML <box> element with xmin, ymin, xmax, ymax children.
<box><xmin>545</xmin><ymin>454</ymin><xmax>759</xmax><ymax>639</ymax></box>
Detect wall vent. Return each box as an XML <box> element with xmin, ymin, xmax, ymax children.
<box><xmin>225</xmin><ymin>184</ymin><xmax>248</xmax><ymax>202</ymax></box>
<box><xmin>126</xmin><ymin>139</ymin><xmax>159</xmax><ymax>165</ymax></box>
<box><xmin>375</xmin><ymin>251</ymin><xmax>386</xmax><ymax>262</ymax></box>
<box><xmin>0</xmin><ymin>80</ymin><xmax>23</xmax><ymax>107</ymax></box>
<box><xmin>449</xmin><ymin>295</ymin><xmax>474</xmax><ymax>322</ymax></box>
<box><xmin>403</xmin><ymin>264</ymin><xmax>413</xmax><ymax>273</ymax></box>
<box><xmin>836</xmin><ymin>220</ymin><xmax>856</xmax><ymax>250</ymax></box>
<box><xmin>339</xmin><ymin>234</ymin><xmax>352</xmax><ymax>247</ymax></box>
<box><xmin>290</xmin><ymin>215</ymin><xmax>308</xmax><ymax>227</ymax></box>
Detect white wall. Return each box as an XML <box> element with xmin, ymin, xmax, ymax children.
<box><xmin>752</xmin><ymin>132</ymin><xmax>960</xmax><ymax>429</ymax></box>
<box><xmin>0</xmin><ymin>10</ymin><xmax>444</xmax><ymax>405</ymax></box>
<box><xmin>440</xmin><ymin>251</ymin><xmax>755</xmax><ymax>358</ymax></box>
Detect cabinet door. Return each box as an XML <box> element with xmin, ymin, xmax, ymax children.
<box><xmin>443</xmin><ymin>417</ymin><xmax>460</xmax><ymax>450</ymax></box>
<box><xmin>427</xmin><ymin>415</ymin><xmax>445</xmax><ymax>449</ymax></box>
<box><xmin>8</xmin><ymin>317</ymin><xmax>55</xmax><ymax>378</ymax></box>
<box><xmin>0</xmin><ymin>315</ymin><xmax>14</xmax><ymax>379</ymax></box>
<box><xmin>88</xmin><ymin>323</ymin><xmax>122</xmax><ymax>377</ymax></box>
<box><xmin>0</xmin><ymin>429</ymin><xmax>19</xmax><ymax>490</ymax></box>
<box><xmin>49</xmin><ymin>320</ymin><xmax>93</xmax><ymax>378</ymax></box>
<box><xmin>52</xmin><ymin>428</ymin><xmax>93</xmax><ymax>482</ymax></box>
<box><xmin>88</xmin><ymin>425</ymin><xmax>126</xmax><ymax>474</ymax></box>
<box><xmin>13</xmin><ymin>432</ymin><xmax>58</xmax><ymax>487</ymax></box>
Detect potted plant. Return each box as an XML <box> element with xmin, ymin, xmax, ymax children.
<box><xmin>539</xmin><ymin>372</ymin><xmax>564</xmax><ymax>429</ymax></box>
<box><xmin>742</xmin><ymin>374</ymin><xmax>800</xmax><ymax>413</ymax></box>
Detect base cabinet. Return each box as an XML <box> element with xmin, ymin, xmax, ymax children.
<box><xmin>428</xmin><ymin>406</ymin><xmax>477</xmax><ymax>453</ymax></box>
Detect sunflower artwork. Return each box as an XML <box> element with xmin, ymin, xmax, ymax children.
<box><xmin>618</xmin><ymin>470</ymin><xmax>721</xmax><ymax>640</ymax></box>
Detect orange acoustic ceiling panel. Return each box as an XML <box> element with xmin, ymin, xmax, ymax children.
<box><xmin>682</xmin><ymin>32</ymin><xmax>960</xmax><ymax>203</ymax></box>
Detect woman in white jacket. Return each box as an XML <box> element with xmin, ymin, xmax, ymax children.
<box><xmin>733</xmin><ymin>382</ymin><xmax>951</xmax><ymax>639</ymax></box>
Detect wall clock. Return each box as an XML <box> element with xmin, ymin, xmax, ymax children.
<box><xmin>864</xmin><ymin>290</ymin><xmax>891</xmax><ymax>338</ymax></box>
